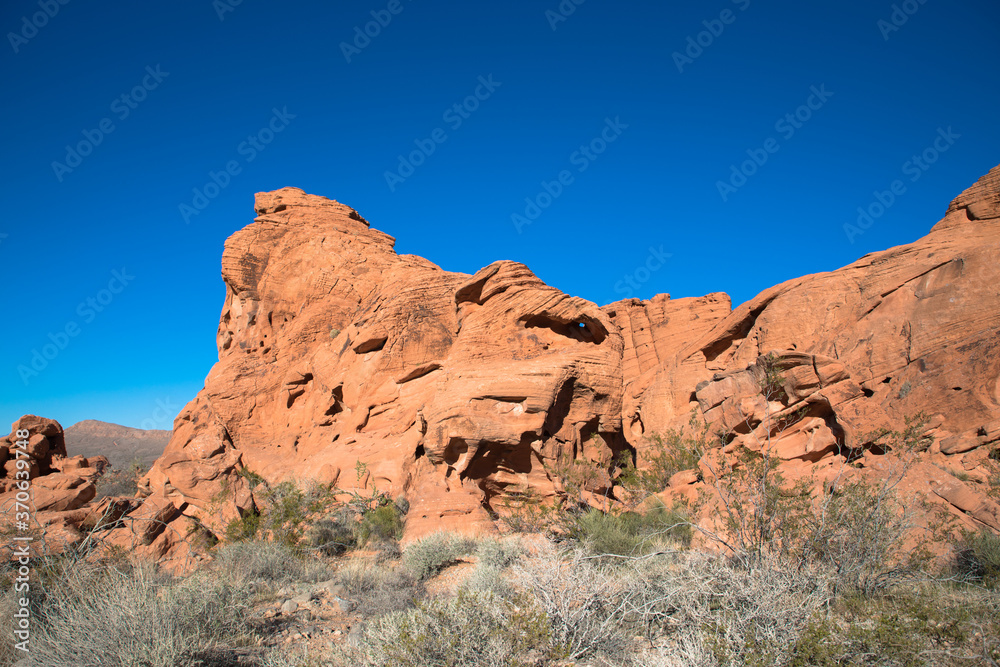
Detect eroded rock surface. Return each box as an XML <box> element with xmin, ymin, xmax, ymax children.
<box><xmin>94</xmin><ymin>164</ymin><xmax>1000</xmax><ymax>560</ymax></box>
<box><xmin>0</xmin><ymin>416</ymin><xmax>110</xmax><ymax>554</ymax></box>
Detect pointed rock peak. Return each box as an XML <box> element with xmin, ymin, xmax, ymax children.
<box><xmin>947</xmin><ymin>163</ymin><xmax>1000</xmax><ymax>221</ymax></box>
<box><xmin>253</xmin><ymin>187</ymin><xmax>369</xmax><ymax>226</ymax></box>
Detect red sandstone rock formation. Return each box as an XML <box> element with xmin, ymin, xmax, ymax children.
<box><xmin>612</xmin><ymin>166</ymin><xmax>1000</xmax><ymax>534</ymax></box>
<box><xmin>0</xmin><ymin>416</ymin><xmax>114</xmax><ymax>554</ymax></box>
<box><xmin>88</xmin><ymin>163</ymin><xmax>1000</xmax><ymax>562</ymax></box>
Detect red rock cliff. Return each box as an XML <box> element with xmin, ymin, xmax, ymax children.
<box><xmin>108</xmin><ymin>165</ymin><xmax>1000</xmax><ymax>563</ymax></box>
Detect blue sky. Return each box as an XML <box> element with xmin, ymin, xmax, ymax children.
<box><xmin>2</xmin><ymin>0</ymin><xmax>998</xmax><ymax>431</ymax></box>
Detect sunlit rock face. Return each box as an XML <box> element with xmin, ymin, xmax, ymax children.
<box><xmin>141</xmin><ymin>187</ymin><xmax>626</xmax><ymax>541</ymax></box>
<box><xmin>119</xmin><ymin>164</ymin><xmax>1000</xmax><ymax>561</ymax></box>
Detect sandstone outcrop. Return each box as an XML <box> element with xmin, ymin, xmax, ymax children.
<box><xmin>0</xmin><ymin>416</ymin><xmax>111</xmax><ymax>555</ymax></box>
<box><xmin>89</xmin><ymin>163</ymin><xmax>1000</xmax><ymax>561</ymax></box>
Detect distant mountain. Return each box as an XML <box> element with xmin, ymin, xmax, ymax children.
<box><xmin>64</xmin><ymin>420</ymin><xmax>171</xmax><ymax>471</ymax></box>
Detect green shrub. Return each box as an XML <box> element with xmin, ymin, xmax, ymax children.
<box><xmin>357</xmin><ymin>503</ymin><xmax>404</xmax><ymax>545</ymax></box>
<box><xmin>572</xmin><ymin>509</ymin><xmax>644</xmax><ymax>556</ymax></box>
<box><xmin>618</xmin><ymin>426</ymin><xmax>708</xmax><ymax>499</ymax></box>
<box><xmin>403</xmin><ymin>532</ymin><xmax>477</xmax><ymax>581</ymax></box>
<box><xmin>224</xmin><ymin>510</ymin><xmax>261</xmax><ymax>542</ymax></box>
<box><xmin>223</xmin><ymin>479</ymin><xmax>338</xmax><ymax>547</ymax></box>
<box><xmin>955</xmin><ymin>527</ymin><xmax>1000</xmax><ymax>588</ymax></box>
<box><xmin>496</xmin><ymin>484</ymin><xmax>562</xmax><ymax>533</ymax></box>
<box><xmin>786</xmin><ymin>584</ymin><xmax>1000</xmax><ymax>666</ymax></box>
<box><xmin>237</xmin><ymin>467</ymin><xmax>266</xmax><ymax>489</ymax></box>
<box><xmin>570</xmin><ymin>503</ymin><xmax>691</xmax><ymax>558</ymax></box>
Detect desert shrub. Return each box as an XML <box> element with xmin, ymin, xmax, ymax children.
<box><xmin>336</xmin><ymin>560</ymin><xmax>423</xmax><ymax>617</ymax></box>
<box><xmin>570</xmin><ymin>502</ymin><xmax>692</xmax><ymax>558</ymax></box>
<box><xmin>224</xmin><ymin>509</ymin><xmax>262</xmax><ymax>542</ymax></box>
<box><xmin>702</xmin><ymin>443</ymin><xmax>816</xmax><ymax>563</ymax></box>
<box><xmin>788</xmin><ymin>584</ymin><xmax>1000</xmax><ymax>666</ymax></box>
<box><xmin>237</xmin><ymin>467</ymin><xmax>266</xmax><ymax>489</ymax></box>
<box><xmin>222</xmin><ymin>478</ymin><xmax>339</xmax><ymax>548</ymax></box>
<box><xmin>696</xmin><ymin>405</ymin><xmax>931</xmax><ymax>598</ymax></box>
<box><xmin>356</xmin><ymin>503</ymin><xmax>404</xmax><ymax>545</ymax></box>
<box><xmin>496</xmin><ymin>484</ymin><xmax>563</xmax><ymax>533</ymax></box>
<box><xmin>371</xmin><ymin>537</ymin><xmax>403</xmax><ymax>563</ymax></box>
<box><xmin>511</xmin><ymin>545</ymin><xmax>633</xmax><ymax>661</ymax></box>
<box><xmin>621</xmin><ymin>552</ymin><xmax>831</xmax><ymax>667</ymax></box>
<box><xmin>402</xmin><ymin>532</ymin><xmax>477</xmax><ymax>581</ymax></box>
<box><xmin>260</xmin><ymin>481</ymin><xmax>336</xmax><ymax>545</ymax></box>
<box><xmin>303</xmin><ymin>515</ymin><xmax>357</xmax><ymax>555</ymax></box>
<box><xmin>796</xmin><ymin>478</ymin><xmax>921</xmax><ymax>596</ymax></box>
<box><xmin>544</xmin><ymin>446</ymin><xmax>616</xmax><ymax>509</ymax></box>
<box><xmin>94</xmin><ymin>458</ymin><xmax>147</xmax><ymax>499</ymax></box>
<box><xmin>619</xmin><ymin>424</ymin><xmax>708</xmax><ymax>500</ymax></box>
<box><xmin>955</xmin><ymin>527</ymin><xmax>1000</xmax><ymax>589</ymax></box>
<box><xmin>345</xmin><ymin>590</ymin><xmax>551</xmax><ymax>667</ymax></box>
<box><xmin>459</xmin><ymin>562</ymin><xmax>512</xmax><ymax>598</ymax></box>
<box><xmin>638</xmin><ymin>637</ymin><xmax>717</xmax><ymax>667</ymax></box>
<box><xmin>456</xmin><ymin>537</ymin><xmax>525</xmax><ymax>599</ymax></box>
<box><xmin>571</xmin><ymin>509</ymin><xmax>643</xmax><ymax>556</ymax></box>
<box><xmin>474</xmin><ymin>535</ymin><xmax>524</xmax><ymax>569</ymax></box>
<box><xmin>221</xmin><ymin>473</ymin><xmax>404</xmax><ymax>557</ymax></box>
<box><xmin>694</xmin><ymin>563</ymin><xmax>830</xmax><ymax>667</ymax></box>
<box><xmin>24</xmin><ymin>561</ymin><xmax>254</xmax><ymax>667</ymax></box>
<box><xmin>211</xmin><ymin>539</ymin><xmax>332</xmax><ymax>587</ymax></box>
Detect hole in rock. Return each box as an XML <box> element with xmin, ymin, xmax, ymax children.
<box><xmin>443</xmin><ymin>438</ymin><xmax>468</xmax><ymax>466</ymax></box>
<box><xmin>862</xmin><ymin>388</ymin><xmax>874</xmax><ymax>398</ymax></box>
<box><xmin>324</xmin><ymin>386</ymin><xmax>344</xmax><ymax>417</ymax></box>
<box><xmin>353</xmin><ymin>336</ymin><xmax>387</xmax><ymax>354</ymax></box>
<box><xmin>522</xmin><ymin>315</ymin><xmax>605</xmax><ymax>344</ymax></box>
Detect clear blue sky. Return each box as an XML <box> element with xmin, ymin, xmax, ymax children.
<box><xmin>2</xmin><ymin>0</ymin><xmax>998</xmax><ymax>431</ymax></box>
